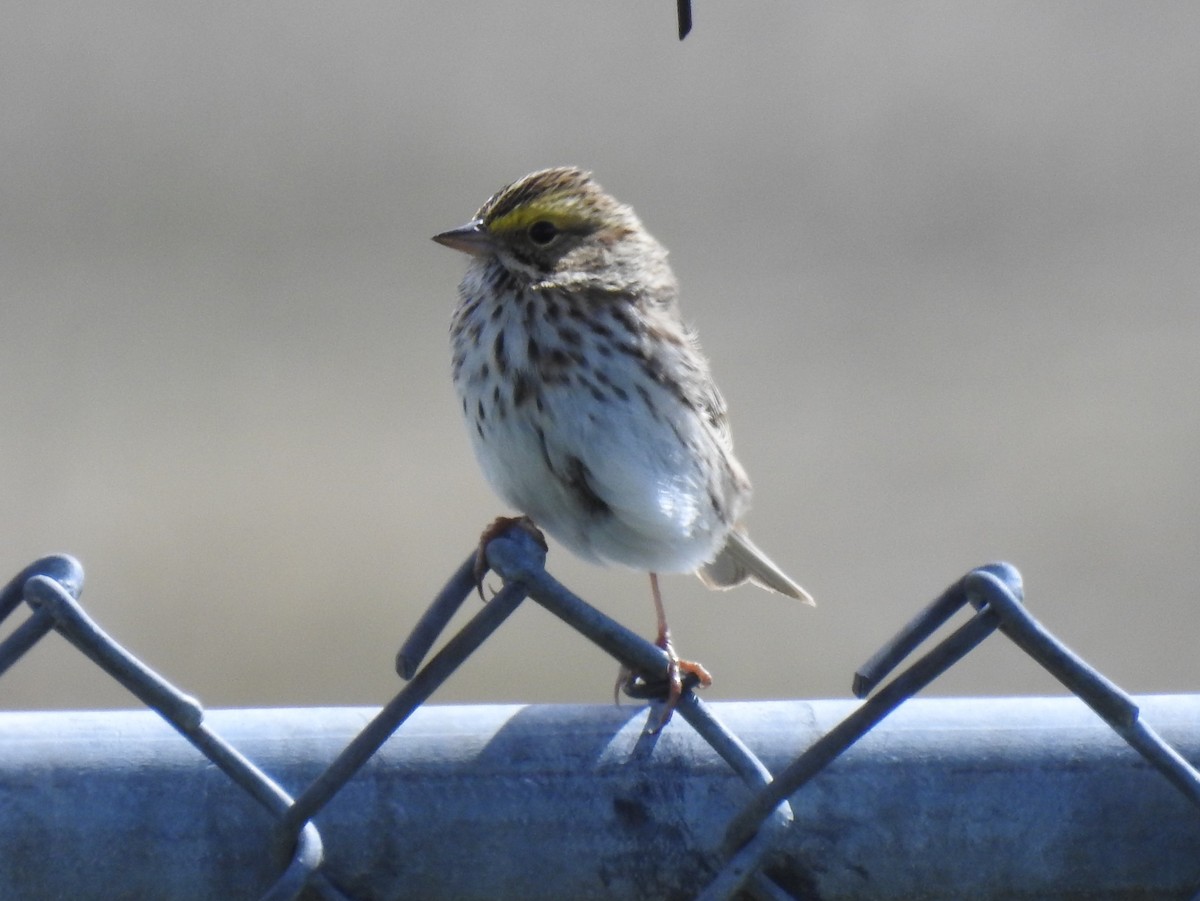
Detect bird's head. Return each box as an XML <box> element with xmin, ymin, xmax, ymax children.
<box><xmin>433</xmin><ymin>167</ymin><xmax>672</xmax><ymax>294</ymax></box>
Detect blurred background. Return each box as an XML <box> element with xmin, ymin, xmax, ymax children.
<box><xmin>2</xmin><ymin>3</ymin><xmax>1197</xmax><ymax>712</ymax></box>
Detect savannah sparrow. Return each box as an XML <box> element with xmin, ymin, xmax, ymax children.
<box><xmin>434</xmin><ymin>167</ymin><xmax>813</xmax><ymax>724</ymax></box>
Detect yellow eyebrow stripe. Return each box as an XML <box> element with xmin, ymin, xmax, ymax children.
<box><xmin>487</xmin><ymin>194</ymin><xmax>594</xmax><ymax>235</ymax></box>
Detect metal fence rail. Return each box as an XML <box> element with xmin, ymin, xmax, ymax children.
<box><xmin>1</xmin><ymin>697</ymin><xmax>1199</xmax><ymax>900</ymax></box>
<box><xmin>1</xmin><ymin>524</ymin><xmax>1198</xmax><ymax>899</ymax></box>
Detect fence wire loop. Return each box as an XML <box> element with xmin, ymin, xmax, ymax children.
<box><xmin>851</xmin><ymin>561</ymin><xmax>1022</xmax><ymax>697</ymax></box>
<box><xmin>1</xmin><ymin>540</ymin><xmax>1198</xmax><ymax>900</ymax></box>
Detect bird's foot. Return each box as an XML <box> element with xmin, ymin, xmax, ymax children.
<box><xmin>616</xmin><ymin>627</ymin><xmax>712</xmax><ymax>733</ymax></box>
<box><xmin>473</xmin><ymin>515</ymin><xmax>547</xmax><ymax>600</ymax></box>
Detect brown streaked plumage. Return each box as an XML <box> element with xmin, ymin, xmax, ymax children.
<box><xmin>434</xmin><ymin>167</ymin><xmax>813</xmax><ymax>729</ymax></box>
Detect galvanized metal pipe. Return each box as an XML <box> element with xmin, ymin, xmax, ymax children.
<box><xmin>1</xmin><ymin>696</ymin><xmax>1198</xmax><ymax>900</ymax></box>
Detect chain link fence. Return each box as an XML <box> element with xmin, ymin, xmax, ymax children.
<box><xmin>2</xmin><ymin>523</ymin><xmax>1199</xmax><ymax>899</ymax></box>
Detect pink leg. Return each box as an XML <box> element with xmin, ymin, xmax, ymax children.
<box><xmin>648</xmin><ymin>573</ymin><xmax>712</xmax><ymax>732</ymax></box>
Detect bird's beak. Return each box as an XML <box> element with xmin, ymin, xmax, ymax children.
<box><xmin>432</xmin><ymin>219</ymin><xmax>494</xmax><ymax>257</ymax></box>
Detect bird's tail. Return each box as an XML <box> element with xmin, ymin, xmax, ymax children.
<box><xmin>698</xmin><ymin>529</ymin><xmax>815</xmax><ymax>604</ymax></box>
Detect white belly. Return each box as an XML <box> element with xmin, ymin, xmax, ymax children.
<box><xmin>466</xmin><ymin>377</ymin><xmax>730</xmax><ymax>574</ymax></box>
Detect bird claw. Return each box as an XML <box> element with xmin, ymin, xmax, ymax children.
<box><xmin>616</xmin><ymin>628</ymin><xmax>712</xmax><ymax>733</ymax></box>
<box><xmin>473</xmin><ymin>515</ymin><xmax>547</xmax><ymax>600</ymax></box>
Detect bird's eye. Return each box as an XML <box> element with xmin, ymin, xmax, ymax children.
<box><xmin>528</xmin><ymin>220</ymin><xmax>558</xmax><ymax>245</ymax></box>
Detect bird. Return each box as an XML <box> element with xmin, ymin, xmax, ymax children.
<box><xmin>433</xmin><ymin>167</ymin><xmax>813</xmax><ymax>728</ymax></box>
